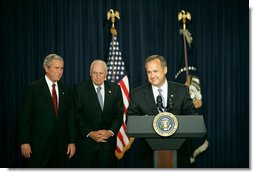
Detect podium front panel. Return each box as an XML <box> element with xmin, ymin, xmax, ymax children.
<box><xmin>127</xmin><ymin>115</ymin><xmax>206</xmax><ymax>138</ymax></box>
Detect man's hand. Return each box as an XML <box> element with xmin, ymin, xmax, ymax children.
<box><xmin>21</xmin><ymin>143</ymin><xmax>32</xmax><ymax>159</ymax></box>
<box><xmin>89</xmin><ymin>131</ymin><xmax>107</xmax><ymax>142</ymax></box>
<box><xmin>67</xmin><ymin>143</ymin><xmax>76</xmax><ymax>159</ymax></box>
<box><xmin>98</xmin><ymin>130</ymin><xmax>113</xmax><ymax>140</ymax></box>
<box><xmin>88</xmin><ymin>130</ymin><xmax>113</xmax><ymax>142</ymax></box>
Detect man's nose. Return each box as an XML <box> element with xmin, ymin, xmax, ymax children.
<box><xmin>150</xmin><ymin>72</ymin><xmax>155</xmax><ymax>78</ymax></box>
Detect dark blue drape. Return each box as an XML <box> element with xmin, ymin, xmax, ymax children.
<box><xmin>0</xmin><ymin>0</ymin><xmax>249</xmax><ymax>168</ymax></box>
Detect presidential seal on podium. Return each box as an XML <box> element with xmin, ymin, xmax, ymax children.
<box><xmin>153</xmin><ymin>112</ymin><xmax>178</xmax><ymax>137</ymax></box>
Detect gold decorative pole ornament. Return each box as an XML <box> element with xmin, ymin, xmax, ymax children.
<box><xmin>178</xmin><ymin>10</ymin><xmax>191</xmax><ymax>30</ymax></box>
<box><xmin>107</xmin><ymin>9</ymin><xmax>120</xmax><ymax>36</ymax></box>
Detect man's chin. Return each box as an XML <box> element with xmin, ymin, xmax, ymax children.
<box><xmin>94</xmin><ymin>81</ymin><xmax>103</xmax><ymax>86</ymax></box>
<box><xmin>151</xmin><ymin>83</ymin><xmax>158</xmax><ymax>87</ymax></box>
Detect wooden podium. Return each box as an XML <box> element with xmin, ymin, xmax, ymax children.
<box><xmin>126</xmin><ymin>115</ymin><xmax>206</xmax><ymax>168</ymax></box>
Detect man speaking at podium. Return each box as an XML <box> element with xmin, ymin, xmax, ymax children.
<box><xmin>126</xmin><ymin>55</ymin><xmax>195</xmax><ymax>168</ymax></box>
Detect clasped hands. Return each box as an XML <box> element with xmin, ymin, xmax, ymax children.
<box><xmin>89</xmin><ymin>130</ymin><xmax>113</xmax><ymax>143</ymax></box>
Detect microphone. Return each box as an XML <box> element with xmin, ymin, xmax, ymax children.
<box><xmin>156</xmin><ymin>95</ymin><xmax>164</xmax><ymax>112</ymax></box>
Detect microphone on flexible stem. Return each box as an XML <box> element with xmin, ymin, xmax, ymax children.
<box><xmin>156</xmin><ymin>95</ymin><xmax>164</xmax><ymax>112</ymax></box>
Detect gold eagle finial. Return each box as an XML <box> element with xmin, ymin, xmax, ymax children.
<box><xmin>178</xmin><ymin>10</ymin><xmax>191</xmax><ymax>30</ymax></box>
<box><xmin>107</xmin><ymin>9</ymin><xmax>120</xmax><ymax>36</ymax></box>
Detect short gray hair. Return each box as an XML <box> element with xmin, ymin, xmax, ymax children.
<box><xmin>43</xmin><ymin>54</ymin><xmax>63</xmax><ymax>68</ymax></box>
<box><xmin>145</xmin><ymin>55</ymin><xmax>167</xmax><ymax>67</ymax></box>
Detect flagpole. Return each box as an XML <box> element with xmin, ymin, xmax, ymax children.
<box><xmin>177</xmin><ymin>11</ymin><xmax>208</xmax><ymax>162</ymax></box>
<box><xmin>178</xmin><ymin>10</ymin><xmax>192</xmax><ymax>84</ymax></box>
<box><xmin>107</xmin><ymin>9</ymin><xmax>120</xmax><ymax>83</ymax></box>
<box><xmin>106</xmin><ymin>9</ymin><xmax>134</xmax><ymax>160</ymax></box>
<box><xmin>111</xmin><ymin>34</ymin><xmax>116</xmax><ymax>83</ymax></box>
<box><xmin>183</xmin><ymin>33</ymin><xmax>189</xmax><ymax>81</ymax></box>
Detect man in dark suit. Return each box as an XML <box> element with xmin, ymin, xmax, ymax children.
<box><xmin>74</xmin><ymin>60</ymin><xmax>123</xmax><ymax>168</ymax></box>
<box><xmin>126</xmin><ymin>55</ymin><xmax>195</xmax><ymax>168</ymax></box>
<box><xmin>19</xmin><ymin>54</ymin><xmax>76</xmax><ymax>168</ymax></box>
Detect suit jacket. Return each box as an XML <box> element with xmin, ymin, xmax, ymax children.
<box><xmin>19</xmin><ymin>78</ymin><xmax>76</xmax><ymax>167</ymax></box>
<box><xmin>127</xmin><ymin>81</ymin><xmax>195</xmax><ymax>117</ymax></box>
<box><xmin>74</xmin><ymin>80</ymin><xmax>123</xmax><ymax>152</ymax></box>
<box><xmin>126</xmin><ymin>81</ymin><xmax>195</xmax><ymax>168</ymax></box>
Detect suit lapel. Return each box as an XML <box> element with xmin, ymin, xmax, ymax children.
<box><xmin>144</xmin><ymin>84</ymin><xmax>158</xmax><ymax>115</ymax></box>
<box><xmin>167</xmin><ymin>81</ymin><xmax>176</xmax><ymax>110</ymax></box>
<box><xmin>58</xmin><ymin>83</ymin><xmax>65</xmax><ymax>115</ymax></box>
<box><xmin>40</xmin><ymin>79</ymin><xmax>56</xmax><ymax>115</ymax></box>
<box><xmin>167</xmin><ymin>82</ymin><xmax>176</xmax><ymax>99</ymax></box>
<box><xmin>87</xmin><ymin>81</ymin><xmax>103</xmax><ymax>111</ymax></box>
<box><xmin>103</xmin><ymin>81</ymin><xmax>112</xmax><ymax>112</ymax></box>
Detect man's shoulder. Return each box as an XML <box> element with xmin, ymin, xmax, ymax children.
<box><xmin>168</xmin><ymin>80</ymin><xmax>188</xmax><ymax>90</ymax></box>
<box><xmin>58</xmin><ymin>81</ymin><xmax>70</xmax><ymax>90</ymax></box>
<box><xmin>27</xmin><ymin>78</ymin><xmax>44</xmax><ymax>88</ymax></box>
<box><xmin>22</xmin><ymin>79</ymin><xmax>45</xmax><ymax>95</ymax></box>
<box><xmin>105</xmin><ymin>81</ymin><xmax>121</xmax><ymax>90</ymax></box>
<box><xmin>132</xmin><ymin>83</ymin><xmax>150</xmax><ymax>93</ymax></box>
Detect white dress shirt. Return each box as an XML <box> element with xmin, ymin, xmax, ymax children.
<box><xmin>45</xmin><ymin>75</ymin><xmax>59</xmax><ymax>105</ymax></box>
<box><xmin>152</xmin><ymin>80</ymin><xmax>168</xmax><ymax>107</ymax></box>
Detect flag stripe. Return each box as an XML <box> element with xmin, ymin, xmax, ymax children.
<box><xmin>121</xmin><ymin>120</ymin><xmax>127</xmax><ymax>130</ymax></box>
<box><xmin>120</xmin><ymin>126</ymin><xmax>130</xmax><ymax>144</ymax></box>
<box><xmin>119</xmin><ymin>78</ymin><xmax>130</xmax><ymax>101</ymax></box>
<box><xmin>107</xmin><ymin>36</ymin><xmax>134</xmax><ymax>159</ymax></box>
<box><xmin>116</xmin><ymin>137</ymin><xmax>123</xmax><ymax>152</ymax></box>
<box><xmin>117</xmin><ymin>130</ymin><xmax>124</xmax><ymax>147</ymax></box>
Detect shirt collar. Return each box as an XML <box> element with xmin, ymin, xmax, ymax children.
<box><xmin>93</xmin><ymin>82</ymin><xmax>105</xmax><ymax>91</ymax></box>
<box><xmin>45</xmin><ymin>75</ymin><xmax>58</xmax><ymax>87</ymax></box>
<box><xmin>152</xmin><ymin>79</ymin><xmax>168</xmax><ymax>93</ymax></box>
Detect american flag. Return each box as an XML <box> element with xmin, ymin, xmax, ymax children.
<box><xmin>107</xmin><ymin>36</ymin><xmax>134</xmax><ymax>159</ymax></box>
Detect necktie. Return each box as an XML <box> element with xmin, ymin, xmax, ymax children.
<box><xmin>97</xmin><ymin>86</ymin><xmax>103</xmax><ymax>110</ymax></box>
<box><xmin>158</xmin><ymin>88</ymin><xmax>165</xmax><ymax>112</ymax></box>
<box><xmin>52</xmin><ymin>84</ymin><xmax>58</xmax><ymax>115</ymax></box>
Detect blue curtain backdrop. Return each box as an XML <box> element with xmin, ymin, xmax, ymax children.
<box><xmin>0</xmin><ymin>0</ymin><xmax>249</xmax><ymax>168</ymax></box>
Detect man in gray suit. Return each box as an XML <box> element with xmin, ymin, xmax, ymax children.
<box><xmin>74</xmin><ymin>60</ymin><xmax>123</xmax><ymax>168</ymax></box>
<box><xmin>127</xmin><ymin>55</ymin><xmax>195</xmax><ymax>168</ymax></box>
<box><xmin>19</xmin><ymin>54</ymin><xmax>76</xmax><ymax>167</ymax></box>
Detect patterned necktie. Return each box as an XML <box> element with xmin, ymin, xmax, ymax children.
<box><xmin>97</xmin><ymin>86</ymin><xmax>103</xmax><ymax>110</ymax></box>
<box><xmin>158</xmin><ymin>88</ymin><xmax>165</xmax><ymax>112</ymax></box>
<box><xmin>52</xmin><ymin>84</ymin><xmax>58</xmax><ymax>115</ymax></box>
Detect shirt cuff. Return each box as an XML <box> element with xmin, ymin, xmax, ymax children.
<box><xmin>109</xmin><ymin>130</ymin><xmax>114</xmax><ymax>137</ymax></box>
<box><xmin>86</xmin><ymin>131</ymin><xmax>92</xmax><ymax>138</ymax></box>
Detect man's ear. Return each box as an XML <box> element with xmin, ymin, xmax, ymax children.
<box><xmin>44</xmin><ymin>67</ymin><xmax>49</xmax><ymax>73</ymax></box>
<box><xmin>164</xmin><ymin>66</ymin><xmax>168</xmax><ymax>74</ymax></box>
